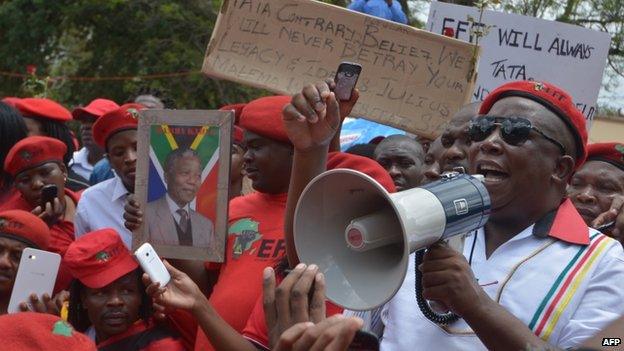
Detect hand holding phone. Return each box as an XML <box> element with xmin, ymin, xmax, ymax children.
<box><xmin>334</xmin><ymin>62</ymin><xmax>362</xmax><ymax>101</ymax></box>
<box><xmin>8</xmin><ymin>248</ymin><xmax>61</xmax><ymax>314</ymax></box>
<box><xmin>134</xmin><ymin>243</ymin><xmax>171</xmax><ymax>287</ymax></box>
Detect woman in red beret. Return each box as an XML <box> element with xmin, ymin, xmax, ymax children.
<box><xmin>3</xmin><ymin>136</ymin><xmax>81</xmax><ymax>290</ymax></box>
<box><xmin>15</xmin><ymin>98</ymin><xmax>90</xmax><ymax>191</ymax></box>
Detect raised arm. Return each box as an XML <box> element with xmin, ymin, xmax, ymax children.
<box><xmin>282</xmin><ymin>81</ymin><xmax>358</xmax><ymax>267</ymax></box>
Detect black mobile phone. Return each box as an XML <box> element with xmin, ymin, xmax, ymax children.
<box><xmin>348</xmin><ymin>330</ymin><xmax>380</xmax><ymax>351</ymax></box>
<box><xmin>334</xmin><ymin>62</ymin><xmax>362</xmax><ymax>101</ymax></box>
<box><xmin>40</xmin><ymin>184</ymin><xmax>58</xmax><ymax>208</ymax></box>
<box><xmin>596</xmin><ymin>221</ymin><xmax>615</xmax><ymax>232</ymax></box>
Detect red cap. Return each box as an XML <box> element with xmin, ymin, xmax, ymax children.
<box><xmin>0</xmin><ymin>312</ymin><xmax>96</xmax><ymax>351</ymax></box>
<box><xmin>479</xmin><ymin>80</ymin><xmax>588</xmax><ymax>170</ymax></box>
<box><xmin>72</xmin><ymin>98</ymin><xmax>119</xmax><ymax>120</ymax></box>
<box><xmin>64</xmin><ymin>228</ymin><xmax>138</xmax><ymax>289</ymax></box>
<box><xmin>239</xmin><ymin>96</ymin><xmax>291</xmax><ymax>144</ymax></box>
<box><xmin>220</xmin><ymin>103</ymin><xmax>247</xmax><ymax>125</ymax></box>
<box><xmin>233</xmin><ymin>125</ymin><xmax>245</xmax><ymax>145</ymax></box>
<box><xmin>92</xmin><ymin>103</ymin><xmax>144</xmax><ymax>148</ymax></box>
<box><xmin>327</xmin><ymin>152</ymin><xmax>396</xmax><ymax>193</ymax></box>
<box><xmin>587</xmin><ymin>142</ymin><xmax>624</xmax><ymax>172</ymax></box>
<box><xmin>1</xmin><ymin>97</ymin><xmax>21</xmax><ymax>107</ymax></box>
<box><xmin>0</xmin><ymin>210</ymin><xmax>50</xmax><ymax>250</ymax></box>
<box><xmin>15</xmin><ymin>98</ymin><xmax>72</xmax><ymax>122</ymax></box>
<box><xmin>4</xmin><ymin>136</ymin><xmax>67</xmax><ymax>177</ymax></box>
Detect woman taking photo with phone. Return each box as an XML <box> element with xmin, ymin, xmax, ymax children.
<box><xmin>3</xmin><ymin>136</ymin><xmax>80</xmax><ymax>290</ymax></box>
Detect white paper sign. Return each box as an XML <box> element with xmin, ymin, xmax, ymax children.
<box><xmin>427</xmin><ymin>1</ymin><xmax>611</xmax><ymax>126</ymax></box>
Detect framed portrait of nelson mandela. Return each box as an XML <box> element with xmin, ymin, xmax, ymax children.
<box><xmin>134</xmin><ymin>109</ymin><xmax>232</xmax><ymax>261</ymax></box>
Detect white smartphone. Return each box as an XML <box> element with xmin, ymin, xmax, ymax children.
<box><xmin>134</xmin><ymin>243</ymin><xmax>171</xmax><ymax>287</ymax></box>
<box><xmin>8</xmin><ymin>248</ymin><xmax>61</xmax><ymax>314</ymax></box>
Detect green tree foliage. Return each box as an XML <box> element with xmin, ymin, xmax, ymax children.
<box><xmin>0</xmin><ymin>0</ymin><xmax>266</xmax><ymax>108</ymax></box>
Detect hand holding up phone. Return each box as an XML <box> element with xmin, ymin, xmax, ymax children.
<box><xmin>32</xmin><ymin>184</ymin><xmax>63</xmax><ymax>226</ymax></box>
<box><xmin>143</xmin><ymin>260</ymin><xmax>205</xmax><ymax>314</ymax></box>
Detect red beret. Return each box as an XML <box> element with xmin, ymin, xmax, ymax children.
<box><xmin>233</xmin><ymin>126</ymin><xmax>245</xmax><ymax>145</ymax></box>
<box><xmin>1</xmin><ymin>97</ymin><xmax>21</xmax><ymax>107</ymax></box>
<box><xmin>4</xmin><ymin>136</ymin><xmax>67</xmax><ymax>177</ymax></box>
<box><xmin>0</xmin><ymin>210</ymin><xmax>50</xmax><ymax>250</ymax></box>
<box><xmin>239</xmin><ymin>96</ymin><xmax>291</xmax><ymax>144</ymax></box>
<box><xmin>479</xmin><ymin>80</ymin><xmax>588</xmax><ymax>170</ymax></box>
<box><xmin>64</xmin><ymin>228</ymin><xmax>138</xmax><ymax>289</ymax></box>
<box><xmin>220</xmin><ymin>103</ymin><xmax>247</xmax><ymax>125</ymax></box>
<box><xmin>587</xmin><ymin>142</ymin><xmax>624</xmax><ymax>172</ymax></box>
<box><xmin>15</xmin><ymin>98</ymin><xmax>72</xmax><ymax>122</ymax></box>
<box><xmin>0</xmin><ymin>312</ymin><xmax>96</xmax><ymax>351</ymax></box>
<box><xmin>92</xmin><ymin>103</ymin><xmax>144</xmax><ymax>148</ymax></box>
<box><xmin>327</xmin><ymin>152</ymin><xmax>396</xmax><ymax>193</ymax></box>
<box><xmin>72</xmin><ymin>98</ymin><xmax>119</xmax><ymax>120</ymax></box>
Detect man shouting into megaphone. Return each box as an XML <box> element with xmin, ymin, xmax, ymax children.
<box><xmin>281</xmin><ymin>79</ymin><xmax>624</xmax><ymax>350</ymax></box>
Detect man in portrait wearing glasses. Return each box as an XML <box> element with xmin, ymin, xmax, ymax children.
<box><xmin>379</xmin><ymin>81</ymin><xmax>624</xmax><ymax>350</ymax></box>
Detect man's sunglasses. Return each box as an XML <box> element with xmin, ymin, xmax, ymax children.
<box><xmin>468</xmin><ymin>116</ymin><xmax>566</xmax><ymax>154</ymax></box>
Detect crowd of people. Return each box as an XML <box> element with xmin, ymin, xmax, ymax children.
<box><xmin>1</xmin><ymin>3</ymin><xmax>624</xmax><ymax>350</ymax></box>
<box><xmin>0</xmin><ymin>75</ymin><xmax>623</xmax><ymax>350</ymax></box>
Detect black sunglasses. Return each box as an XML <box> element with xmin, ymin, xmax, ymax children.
<box><xmin>468</xmin><ymin>116</ymin><xmax>567</xmax><ymax>154</ymax></box>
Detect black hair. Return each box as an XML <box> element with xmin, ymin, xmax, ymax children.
<box><xmin>164</xmin><ymin>148</ymin><xmax>200</xmax><ymax>174</ymax></box>
<box><xmin>41</xmin><ymin>119</ymin><xmax>75</xmax><ymax>165</ymax></box>
<box><xmin>0</xmin><ymin>102</ymin><xmax>28</xmax><ymax>188</ymax></box>
<box><xmin>129</xmin><ymin>87</ymin><xmax>176</xmax><ymax>109</ymax></box>
<box><xmin>345</xmin><ymin>143</ymin><xmax>377</xmax><ymax>160</ymax></box>
<box><xmin>68</xmin><ymin>268</ymin><xmax>152</xmax><ymax>333</ymax></box>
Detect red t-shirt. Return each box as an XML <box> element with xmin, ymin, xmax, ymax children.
<box><xmin>242</xmin><ymin>290</ymin><xmax>344</xmax><ymax>349</ymax></box>
<box><xmin>195</xmin><ymin>192</ymin><xmax>288</xmax><ymax>351</ymax></box>
<box><xmin>98</xmin><ymin>318</ymin><xmax>186</xmax><ymax>351</ymax></box>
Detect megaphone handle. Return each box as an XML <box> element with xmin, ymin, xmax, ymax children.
<box><xmin>414</xmin><ymin>249</ymin><xmax>460</xmax><ymax>325</ymax></box>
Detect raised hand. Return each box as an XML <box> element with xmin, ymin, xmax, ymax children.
<box><xmin>143</xmin><ymin>260</ymin><xmax>206</xmax><ymax>313</ymax></box>
<box><xmin>264</xmin><ymin>264</ymin><xmax>327</xmax><ymax>348</ymax></box>
<box><xmin>592</xmin><ymin>194</ymin><xmax>624</xmax><ymax>244</ymax></box>
<box><xmin>282</xmin><ymin>79</ymin><xmax>358</xmax><ymax>152</ymax></box>
<box><xmin>19</xmin><ymin>290</ymin><xmax>69</xmax><ymax>316</ymax></box>
<box><xmin>32</xmin><ymin>198</ymin><xmax>63</xmax><ymax>226</ymax></box>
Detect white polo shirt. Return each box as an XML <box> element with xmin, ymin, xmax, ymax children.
<box><xmin>74</xmin><ymin>175</ymin><xmax>133</xmax><ymax>248</ymax></box>
<box><xmin>381</xmin><ymin>199</ymin><xmax>624</xmax><ymax>350</ymax></box>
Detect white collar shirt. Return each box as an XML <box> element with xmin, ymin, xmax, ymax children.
<box><xmin>381</xmin><ymin>214</ymin><xmax>624</xmax><ymax>350</ymax></box>
<box><xmin>69</xmin><ymin>148</ymin><xmax>95</xmax><ymax>180</ymax></box>
<box><xmin>74</xmin><ymin>175</ymin><xmax>133</xmax><ymax>248</ymax></box>
<box><xmin>165</xmin><ymin>193</ymin><xmax>191</xmax><ymax>226</ymax></box>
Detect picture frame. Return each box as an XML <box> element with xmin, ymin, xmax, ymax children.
<box><xmin>134</xmin><ymin>109</ymin><xmax>233</xmax><ymax>261</ymax></box>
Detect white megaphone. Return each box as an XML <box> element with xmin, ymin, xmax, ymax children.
<box><xmin>294</xmin><ymin>169</ymin><xmax>490</xmax><ymax>311</ymax></box>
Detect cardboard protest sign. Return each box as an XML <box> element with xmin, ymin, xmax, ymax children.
<box><xmin>427</xmin><ymin>1</ymin><xmax>611</xmax><ymax>126</ymax></box>
<box><xmin>203</xmin><ymin>0</ymin><xmax>477</xmax><ymax>137</ymax></box>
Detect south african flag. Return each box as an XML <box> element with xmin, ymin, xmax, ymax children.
<box><xmin>148</xmin><ymin>124</ymin><xmax>221</xmax><ymax>223</ymax></box>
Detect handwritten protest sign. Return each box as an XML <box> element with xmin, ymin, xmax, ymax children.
<box><xmin>202</xmin><ymin>0</ymin><xmax>477</xmax><ymax>137</ymax></box>
<box><xmin>427</xmin><ymin>2</ymin><xmax>611</xmax><ymax>126</ymax></box>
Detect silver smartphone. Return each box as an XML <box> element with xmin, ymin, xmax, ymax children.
<box><xmin>8</xmin><ymin>248</ymin><xmax>61</xmax><ymax>313</ymax></box>
<box><xmin>134</xmin><ymin>243</ymin><xmax>171</xmax><ymax>287</ymax></box>
<box><xmin>334</xmin><ymin>62</ymin><xmax>362</xmax><ymax>101</ymax></box>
